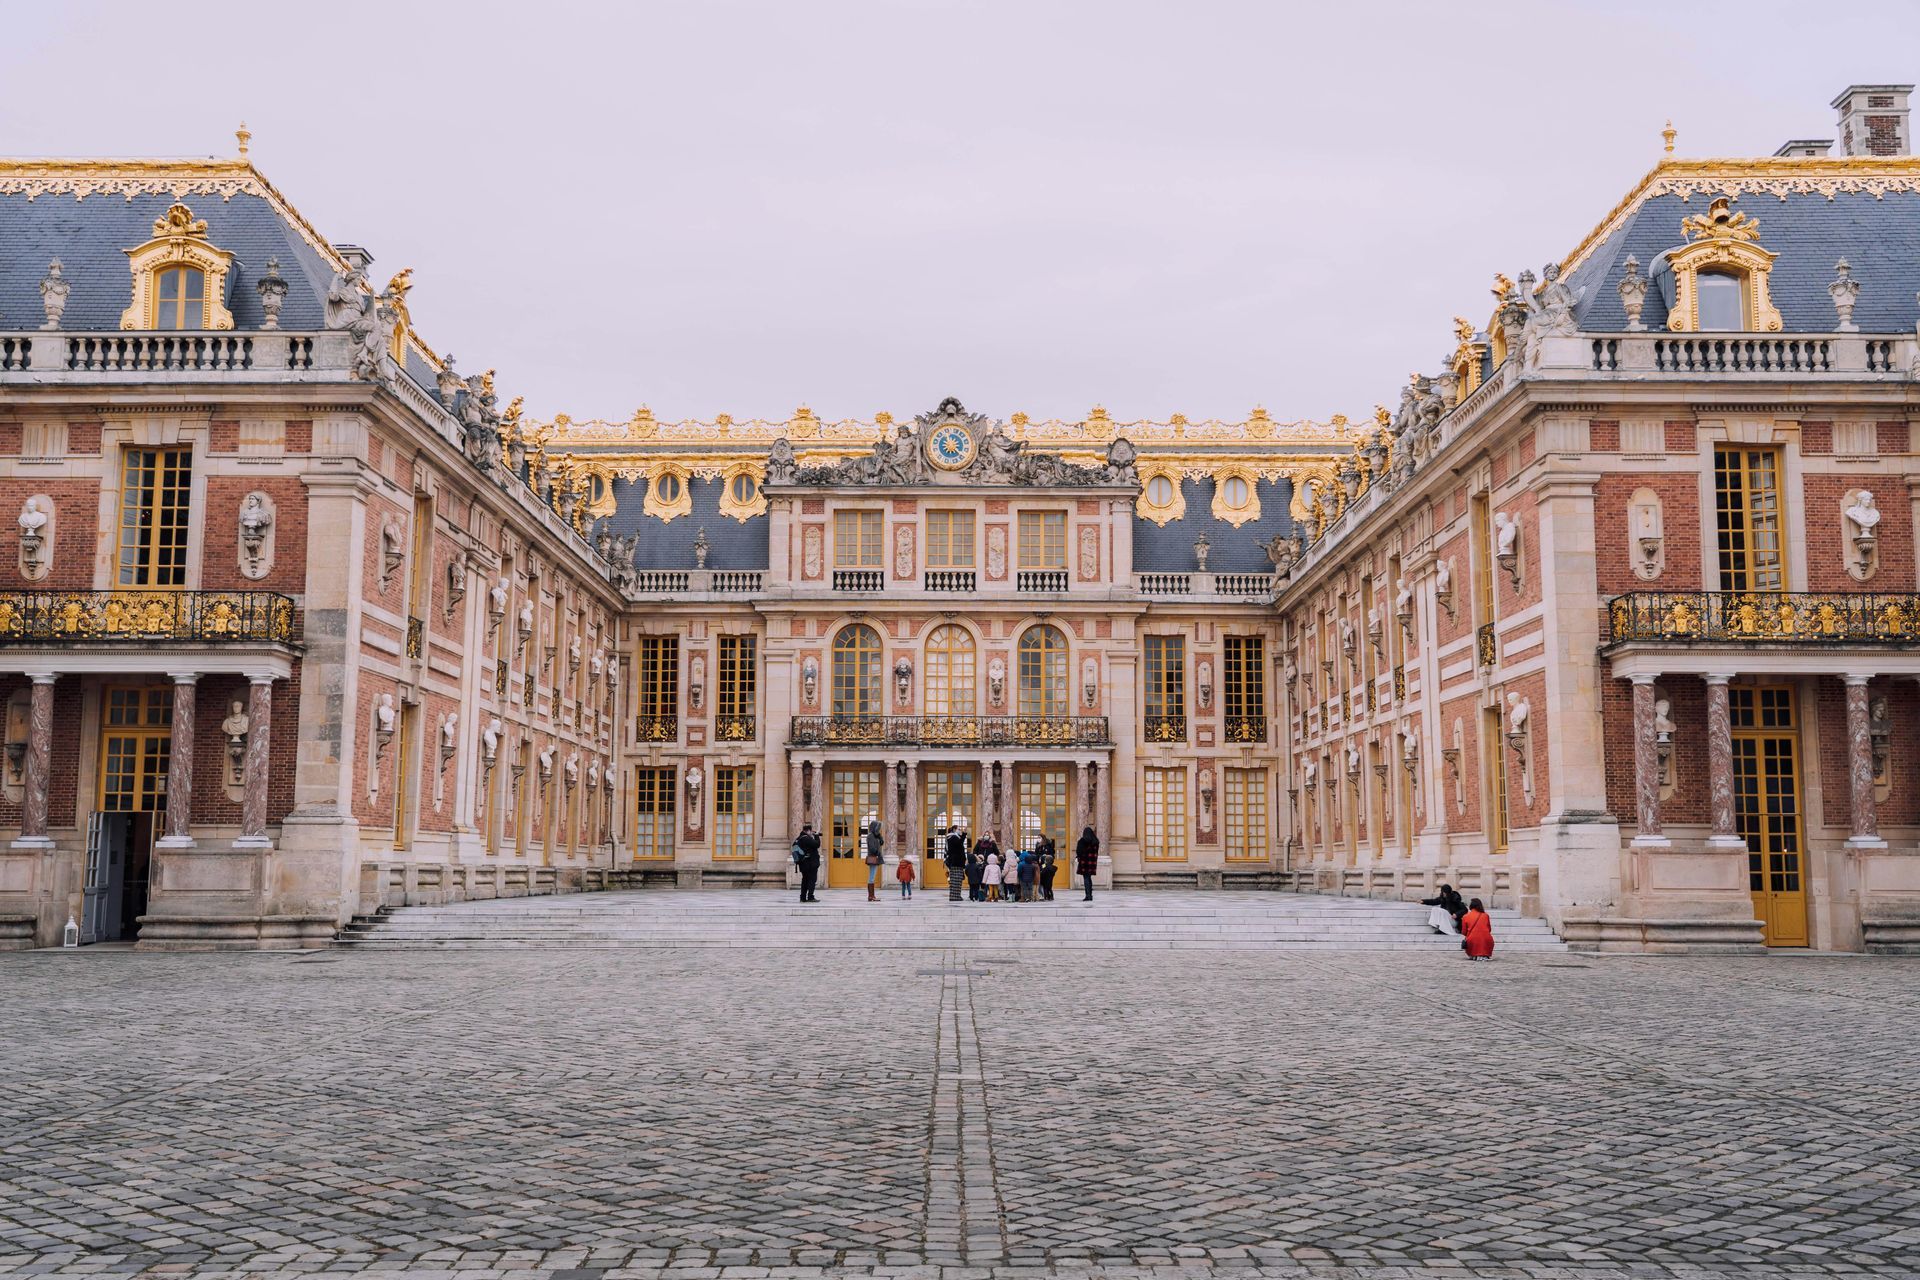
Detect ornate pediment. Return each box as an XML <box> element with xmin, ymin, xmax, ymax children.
<box><xmin>765</xmin><ymin>397</ymin><xmax>1138</xmax><ymax>489</ymax></box>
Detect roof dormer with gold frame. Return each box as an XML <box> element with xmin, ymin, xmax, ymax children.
<box><xmin>120</xmin><ymin>201</ymin><xmax>235</xmax><ymax>331</ymax></box>
<box><xmin>1662</xmin><ymin>196</ymin><xmax>1783</xmax><ymax>333</ymax></box>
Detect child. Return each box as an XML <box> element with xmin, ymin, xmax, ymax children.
<box><xmin>983</xmin><ymin>851</ymin><xmax>1002</xmax><ymax>902</ymax></box>
<box><xmin>896</xmin><ymin>851</ymin><xmax>916</xmax><ymax>899</ymax></box>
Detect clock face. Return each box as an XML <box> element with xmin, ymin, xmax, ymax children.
<box><xmin>928</xmin><ymin>424</ymin><xmax>975</xmax><ymax>470</ymax></box>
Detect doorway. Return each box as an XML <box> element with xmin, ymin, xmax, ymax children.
<box><xmin>828</xmin><ymin>765</ymin><xmax>882</xmax><ymax>888</ymax></box>
<box><xmin>85</xmin><ymin>686</ymin><xmax>172</xmax><ymax>944</ymax></box>
<box><xmin>1730</xmin><ymin>685</ymin><xmax>1807</xmax><ymax>947</ymax></box>
<box><xmin>922</xmin><ymin>766</ymin><xmax>977</xmax><ymax>886</ymax></box>
<box><xmin>1018</xmin><ymin>766</ymin><xmax>1071</xmax><ymax>890</ymax></box>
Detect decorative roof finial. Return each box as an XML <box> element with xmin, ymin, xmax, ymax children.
<box><xmin>236</xmin><ymin>121</ymin><xmax>252</xmax><ymax>158</ymax></box>
<box><xmin>1661</xmin><ymin>119</ymin><xmax>1676</xmax><ymax>155</ymax></box>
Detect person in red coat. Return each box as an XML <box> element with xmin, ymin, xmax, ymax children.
<box><xmin>1460</xmin><ymin>898</ymin><xmax>1495</xmax><ymax>960</ymax></box>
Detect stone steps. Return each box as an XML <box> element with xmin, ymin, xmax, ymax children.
<box><xmin>338</xmin><ymin>889</ymin><xmax>1565</xmax><ymax>952</ymax></box>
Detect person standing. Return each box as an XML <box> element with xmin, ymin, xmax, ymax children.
<box><xmin>1016</xmin><ymin>847</ymin><xmax>1037</xmax><ymax>903</ymax></box>
<box><xmin>942</xmin><ymin>826</ymin><xmax>967</xmax><ymax>901</ymax></box>
<box><xmin>983</xmin><ymin>850</ymin><xmax>1003</xmax><ymax>902</ymax></box>
<box><xmin>896</xmin><ymin>848</ymin><xmax>917</xmax><ymax>899</ymax></box>
<box><xmin>793</xmin><ymin>823</ymin><xmax>822</xmax><ymax>904</ymax></box>
<box><xmin>1460</xmin><ymin>897</ymin><xmax>1495</xmax><ymax>960</ymax></box>
<box><xmin>1074</xmin><ymin>825</ymin><xmax>1099</xmax><ymax>902</ymax></box>
<box><xmin>965</xmin><ymin>838</ymin><xmax>986</xmax><ymax>901</ymax></box>
<box><xmin>1035</xmin><ymin>836</ymin><xmax>1057</xmax><ymax>902</ymax></box>
<box><xmin>864</xmin><ymin>819</ymin><xmax>885</xmax><ymax>902</ymax></box>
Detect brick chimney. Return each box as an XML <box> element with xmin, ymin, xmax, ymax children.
<box><xmin>332</xmin><ymin>243</ymin><xmax>375</xmax><ymax>272</ymax></box>
<box><xmin>1773</xmin><ymin>139</ymin><xmax>1833</xmax><ymax>157</ymax></box>
<box><xmin>1832</xmin><ymin>84</ymin><xmax>1913</xmax><ymax>156</ymax></box>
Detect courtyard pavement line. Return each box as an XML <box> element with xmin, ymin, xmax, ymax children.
<box><xmin>923</xmin><ymin>948</ymin><xmax>1007</xmax><ymax>1265</ymax></box>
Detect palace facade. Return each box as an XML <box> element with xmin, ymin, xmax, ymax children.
<box><xmin>4</xmin><ymin>84</ymin><xmax>1920</xmax><ymax>951</ymax></box>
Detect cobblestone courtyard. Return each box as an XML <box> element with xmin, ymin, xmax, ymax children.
<box><xmin>3</xmin><ymin>940</ymin><xmax>1919</xmax><ymax>1280</ymax></box>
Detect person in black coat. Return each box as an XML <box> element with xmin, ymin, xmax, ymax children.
<box><xmin>1421</xmin><ymin>883</ymin><xmax>1467</xmax><ymax>934</ymax></box>
<box><xmin>1035</xmin><ymin>836</ymin><xmax>1057</xmax><ymax>901</ymax></box>
<box><xmin>964</xmin><ymin>836</ymin><xmax>986</xmax><ymax>901</ymax></box>
<box><xmin>793</xmin><ymin>824</ymin><xmax>822</xmax><ymax>903</ymax></box>
<box><xmin>942</xmin><ymin>826</ymin><xmax>968</xmax><ymax>901</ymax></box>
<box><xmin>1074</xmin><ymin>825</ymin><xmax>1100</xmax><ymax>901</ymax></box>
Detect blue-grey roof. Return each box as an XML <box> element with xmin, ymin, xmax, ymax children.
<box><xmin>0</xmin><ymin>190</ymin><xmax>336</xmax><ymax>332</ymax></box>
<box><xmin>606</xmin><ymin>477</ymin><xmax>771</xmax><ymax>570</ymax></box>
<box><xmin>1569</xmin><ymin>189</ymin><xmax>1920</xmax><ymax>332</ymax></box>
<box><xmin>1132</xmin><ymin>477</ymin><xmax>1298</xmax><ymax>573</ymax></box>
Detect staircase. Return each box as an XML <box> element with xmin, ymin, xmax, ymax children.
<box><xmin>337</xmin><ymin>889</ymin><xmax>1566</xmax><ymax>952</ymax></box>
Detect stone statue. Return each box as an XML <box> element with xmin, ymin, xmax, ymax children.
<box><xmin>587</xmin><ymin>760</ymin><xmax>600</xmax><ymax>790</ymax></box>
<box><xmin>801</xmin><ymin>656</ymin><xmax>819</xmax><ymax>705</ymax></box>
<box><xmin>445</xmin><ymin>554</ymin><xmax>468</xmax><ymax>612</ymax></box>
<box><xmin>884</xmin><ymin>423</ymin><xmax>924</xmax><ymax>483</ymax></box>
<box><xmin>1529</xmin><ymin>262</ymin><xmax>1582</xmax><ymax>337</ymax></box>
<box><xmin>256</xmin><ymin>258</ymin><xmax>288</xmax><ymax>329</ymax></box>
<box><xmin>1435</xmin><ymin>558</ymin><xmax>1453</xmax><ymax>596</ymax></box>
<box><xmin>1506</xmin><ymin>692</ymin><xmax>1530</xmax><ymax>736</ymax></box>
<box><xmin>564</xmin><ymin>752</ymin><xmax>580</xmax><ymax>787</ymax></box>
<box><xmin>1494</xmin><ymin>510</ymin><xmax>1520</xmax><ymax>559</ymax></box>
<box><xmin>1846</xmin><ymin>490</ymin><xmax>1882</xmax><ymax>543</ymax></box>
<box><xmin>441</xmin><ymin>711</ymin><xmax>458</xmax><ymax>749</ymax></box>
<box><xmin>490</xmin><ymin>578</ymin><xmax>509</xmax><ymax>618</ymax></box>
<box><xmin>766</xmin><ymin>437</ymin><xmax>798</xmax><ymax>485</ymax></box>
<box><xmin>38</xmin><ymin>259</ymin><xmax>70</xmax><ymax>330</ymax></box>
<box><xmin>1082</xmin><ymin>656</ymin><xmax>1098</xmax><ymax>708</ymax></box>
<box><xmin>1617</xmin><ymin>254</ymin><xmax>1648</xmax><ymax>331</ymax></box>
<box><xmin>987</xmin><ymin>655</ymin><xmax>1007</xmax><ymax>707</ymax></box>
<box><xmin>222</xmin><ymin>699</ymin><xmax>251</xmax><ymax>742</ymax></box>
<box><xmin>376</xmin><ymin>692</ymin><xmax>397</xmax><ymax>735</ymax></box>
<box><xmin>538</xmin><ymin>745</ymin><xmax>554</xmax><ymax>780</ymax></box>
<box><xmin>1394</xmin><ymin>577</ymin><xmax>1413</xmax><ymax>618</ymax></box>
<box><xmin>482</xmin><ymin>717</ymin><xmax>501</xmax><ymax>763</ymax></box>
<box><xmin>978</xmin><ymin>422</ymin><xmax>1024</xmax><ymax>478</ymax></box>
<box><xmin>1302</xmin><ymin>758</ymin><xmax>1317</xmax><ymax>788</ymax></box>
<box><xmin>894</xmin><ymin>657</ymin><xmax>913</xmax><ymax>704</ymax></box>
<box><xmin>1653</xmin><ymin>698</ymin><xmax>1675</xmax><ymax>739</ymax></box>
<box><xmin>1830</xmin><ymin>259</ymin><xmax>1861</xmax><ymax>332</ymax></box>
<box><xmin>1104</xmin><ymin>436</ymin><xmax>1138</xmax><ymax>483</ymax></box>
<box><xmin>323</xmin><ymin>267</ymin><xmax>369</xmax><ymax>330</ymax></box>
<box><xmin>569</xmin><ymin>636</ymin><xmax>582</xmax><ymax>670</ymax></box>
<box><xmin>16</xmin><ymin>497</ymin><xmax>48</xmax><ymax>554</ymax></box>
<box><xmin>685</xmin><ymin>764</ymin><xmax>703</xmax><ymax>809</ymax></box>
<box><xmin>1259</xmin><ymin>532</ymin><xmax>1303</xmax><ymax>575</ymax></box>
<box><xmin>1193</xmin><ymin>533</ymin><xmax>1211</xmax><ymax>572</ymax></box>
<box><xmin>518</xmin><ymin>602</ymin><xmax>535</xmax><ymax>636</ymax></box>
<box><xmin>238</xmin><ymin>492</ymin><xmax>272</xmax><ymax>557</ymax></box>
<box><xmin>1345</xmin><ymin>743</ymin><xmax>1361</xmax><ymax>776</ymax></box>
<box><xmin>436</xmin><ymin>353</ymin><xmax>464</xmax><ymax>410</ymax></box>
<box><xmin>693</xmin><ymin>527</ymin><xmax>710</xmax><ymax>570</ymax></box>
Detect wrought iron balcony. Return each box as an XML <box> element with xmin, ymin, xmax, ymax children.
<box><xmin>833</xmin><ymin>569</ymin><xmax>884</xmax><ymax>592</ymax></box>
<box><xmin>636</xmin><ymin>714</ymin><xmax>679</xmax><ymax>743</ymax></box>
<box><xmin>1607</xmin><ymin>591</ymin><xmax>1920</xmax><ymax>645</ymax></box>
<box><xmin>1476</xmin><ymin>622</ymin><xmax>1496</xmax><ymax>666</ymax></box>
<box><xmin>405</xmin><ymin>616</ymin><xmax>424</xmax><ymax>659</ymax></box>
<box><xmin>0</xmin><ymin>590</ymin><xmax>296</xmax><ymax>644</ymax></box>
<box><xmin>1224</xmin><ymin>713</ymin><xmax>1267</xmax><ymax>744</ymax></box>
<box><xmin>1143</xmin><ymin>713</ymin><xmax>1187</xmax><ymax>743</ymax></box>
<box><xmin>789</xmin><ymin>714</ymin><xmax>1110</xmax><ymax>748</ymax></box>
<box><xmin>713</xmin><ymin>714</ymin><xmax>757</xmax><ymax>742</ymax></box>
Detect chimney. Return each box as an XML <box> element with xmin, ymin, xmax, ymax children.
<box><xmin>1773</xmin><ymin>139</ymin><xmax>1833</xmax><ymax>158</ymax></box>
<box><xmin>1832</xmin><ymin>84</ymin><xmax>1913</xmax><ymax>156</ymax></box>
<box><xmin>333</xmin><ymin>243</ymin><xmax>375</xmax><ymax>271</ymax></box>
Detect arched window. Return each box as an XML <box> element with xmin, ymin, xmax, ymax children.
<box><xmin>1017</xmin><ymin>624</ymin><xmax>1067</xmax><ymax>717</ymax></box>
<box><xmin>1696</xmin><ymin>269</ymin><xmax>1744</xmax><ymax>331</ymax></box>
<box><xmin>923</xmin><ymin>624</ymin><xmax>976</xmax><ymax>716</ymax></box>
<box><xmin>832</xmin><ymin>623</ymin><xmax>882</xmax><ymax>719</ymax></box>
<box><xmin>154</xmin><ymin>266</ymin><xmax>206</xmax><ymax>330</ymax></box>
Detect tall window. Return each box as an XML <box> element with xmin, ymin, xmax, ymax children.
<box><xmin>1224</xmin><ymin>767</ymin><xmax>1268</xmax><ymax>861</ymax></box>
<box><xmin>153</xmin><ymin>266</ymin><xmax>206</xmax><ymax>330</ymax></box>
<box><xmin>1716</xmin><ymin>447</ymin><xmax>1786</xmax><ymax>592</ymax></box>
<box><xmin>117</xmin><ymin>448</ymin><xmax>193</xmax><ymax>587</ymax></box>
<box><xmin>717</xmin><ymin>634</ymin><xmax>757</xmax><ymax>739</ymax></box>
<box><xmin>926</xmin><ymin>510</ymin><xmax>975</xmax><ymax>568</ymax></box>
<box><xmin>636</xmin><ymin>636</ymin><xmax>679</xmax><ymax>740</ymax></box>
<box><xmin>1017</xmin><ymin>624</ymin><xmax>1067</xmax><ymax>716</ymax></box>
<box><xmin>1144</xmin><ymin>635</ymin><xmax>1185</xmax><ymax>741</ymax></box>
<box><xmin>633</xmin><ymin>766</ymin><xmax>676</xmax><ymax>860</ymax></box>
<box><xmin>1471</xmin><ymin>494</ymin><xmax>1495</xmax><ymax>624</ymax></box>
<box><xmin>832</xmin><ymin>623</ymin><xmax>882</xmax><ymax>718</ymax></box>
<box><xmin>1017</xmin><ymin>511</ymin><xmax>1066</xmax><ymax>568</ymax></box>
<box><xmin>1143</xmin><ymin>767</ymin><xmax>1188</xmax><ymax>861</ymax></box>
<box><xmin>834</xmin><ymin>509</ymin><xmax>883</xmax><ymax>567</ymax></box>
<box><xmin>1697</xmin><ymin>270</ymin><xmax>1744</xmax><ymax>332</ymax></box>
<box><xmin>1485</xmin><ymin>708</ymin><xmax>1510</xmax><ymax>854</ymax></box>
<box><xmin>1224</xmin><ymin>635</ymin><xmax>1265</xmax><ymax>741</ymax></box>
<box><xmin>713</xmin><ymin>766</ymin><xmax>755</xmax><ymax>860</ymax></box>
<box><xmin>923</xmin><ymin>624</ymin><xmax>976</xmax><ymax>715</ymax></box>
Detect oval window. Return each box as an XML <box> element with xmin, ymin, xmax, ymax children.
<box><xmin>656</xmin><ymin>473</ymin><xmax>682</xmax><ymax>503</ymax></box>
<box><xmin>1146</xmin><ymin>475</ymin><xmax>1175</xmax><ymax>507</ymax></box>
<box><xmin>1221</xmin><ymin>476</ymin><xmax>1249</xmax><ymax>508</ymax></box>
<box><xmin>730</xmin><ymin>473</ymin><xmax>756</xmax><ymax>504</ymax></box>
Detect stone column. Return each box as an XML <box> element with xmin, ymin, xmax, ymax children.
<box><xmin>10</xmin><ymin>672</ymin><xmax>56</xmax><ymax>849</ymax></box>
<box><xmin>157</xmin><ymin>672</ymin><xmax>199</xmax><ymax>849</ymax></box>
<box><xmin>1076</xmin><ymin>761</ymin><xmax>1092</xmax><ymax>834</ymax></box>
<box><xmin>1629</xmin><ymin>675</ymin><xmax>1668</xmax><ymax>848</ymax></box>
<box><xmin>880</xmin><ymin>757</ymin><xmax>898</xmax><ymax>863</ymax></box>
<box><xmin>1843</xmin><ymin>674</ymin><xmax>1886</xmax><ymax>848</ymax></box>
<box><xmin>236</xmin><ymin>674</ymin><xmax>275</xmax><ymax>849</ymax></box>
<box><xmin>1704</xmin><ymin>673</ymin><xmax>1744</xmax><ymax>851</ymax></box>
<box><xmin>1093</xmin><ymin>760</ymin><xmax>1109</xmax><ymax>854</ymax></box>
<box><xmin>788</xmin><ymin>760</ymin><xmax>804</xmax><ymax>838</ymax></box>
<box><xmin>904</xmin><ymin>760</ymin><xmax>919</xmax><ymax>862</ymax></box>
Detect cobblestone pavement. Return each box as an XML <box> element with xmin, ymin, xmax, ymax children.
<box><xmin>3</xmin><ymin>942</ymin><xmax>1918</xmax><ymax>1280</ymax></box>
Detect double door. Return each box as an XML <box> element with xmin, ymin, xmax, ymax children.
<box><xmin>827</xmin><ymin>766</ymin><xmax>882</xmax><ymax>888</ymax></box>
<box><xmin>922</xmin><ymin>767</ymin><xmax>976</xmax><ymax>885</ymax></box>
<box><xmin>1729</xmin><ymin>685</ymin><xmax>1807</xmax><ymax>947</ymax></box>
<box><xmin>85</xmin><ymin>686</ymin><xmax>172</xmax><ymax>943</ymax></box>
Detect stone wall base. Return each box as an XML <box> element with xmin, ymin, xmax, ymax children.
<box><xmin>135</xmin><ymin>914</ymin><xmax>337</xmax><ymax>951</ymax></box>
<box><xmin>1862</xmin><ymin>912</ymin><xmax>1920</xmax><ymax>954</ymax></box>
<box><xmin>0</xmin><ymin>914</ymin><xmax>37</xmax><ymax>950</ymax></box>
<box><xmin>1559</xmin><ymin>915</ymin><xmax>1767</xmax><ymax>954</ymax></box>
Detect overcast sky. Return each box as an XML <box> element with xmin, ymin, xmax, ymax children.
<box><xmin>7</xmin><ymin>1</ymin><xmax>1920</xmax><ymax>425</ymax></box>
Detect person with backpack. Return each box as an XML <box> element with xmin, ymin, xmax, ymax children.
<box><xmin>864</xmin><ymin>819</ymin><xmax>885</xmax><ymax>902</ymax></box>
<box><xmin>1035</xmin><ymin>836</ymin><xmax>1057</xmax><ymax>902</ymax></box>
<box><xmin>1015</xmin><ymin>847</ymin><xmax>1037</xmax><ymax>903</ymax></box>
<box><xmin>792</xmin><ymin>823</ymin><xmax>821</xmax><ymax>903</ymax></box>
<box><xmin>942</xmin><ymin>826</ymin><xmax>968</xmax><ymax>901</ymax></box>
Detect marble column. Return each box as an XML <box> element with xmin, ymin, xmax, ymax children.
<box><xmin>879</xmin><ymin>757</ymin><xmax>897</xmax><ymax>858</ymax></box>
<box><xmin>1844</xmin><ymin>675</ymin><xmax>1886</xmax><ymax>847</ymax></box>
<box><xmin>11</xmin><ymin>672</ymin><xmax>56</xmax><ymax>849</ymax></box>
<box><xmin>1704</xmin><ymin>674</ymin><xmax>1744</xmax><ymax>851</ymax></box>
<box><xmin>158</xmin><ymin>672</ymin><xmax>199</xmax><ymax>848</ymax></box>
<box><xmin>788</xmin><ymin>760</ymin><xmax>804</xmax><ymax>837</ymax></box>
<box><xmin>1092</xmin><ymin>761</ymin><xmax>1109</xmax><ymax>854</ymax></box>
<box><xmin>1629</xmin><ymin>675</ymin><xmax>1668</xmax><ymax>848</ymax></box>
<box><xmin>1076</xmin><ymin>761</ymin><xmax>1092</xmax><ymax>834</ymax></box>
<box><xmin>904</xmin><ymin>760</ymin><xmax>919</xmax><ymax>861</ymax></box>
<box><xmin>236</xmin><ymin>674</ymin><xmax>274</xmax><ymax>848</ymax></box>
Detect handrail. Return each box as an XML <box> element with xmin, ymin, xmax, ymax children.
<box><xmin>0</xmin><ymin>590</ymin><xmax>297</xmax><ymax>644</ymax></box>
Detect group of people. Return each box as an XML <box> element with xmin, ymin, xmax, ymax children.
<box><xmin>1422</xmin><ymin>883</ymin><xmax>1495</xmax><ymax>959</ymax></box>
<box><xmin>788</xmin><ymin>821</ymin><xmax>1101</xmax><ymax>903</ymax></box>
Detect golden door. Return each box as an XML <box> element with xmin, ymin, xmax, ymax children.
<box><xmin>1730</xmin><ymin>686</ymin><xmax>1808</xmax><ymax>947</ymax></box>
<box><xmin>1017</xmin><ymin>767</ymin><xmax>1072</xmax><ymax>891</ymax></box>
<box><xmin>921</xmin><ymin>767</ymin><xmax>977</xmax><ymax>886</ymax></box>
<box><xmin>828</xmin><ymin>766</ymin><xmax>883</xmax><ymax>889</ymax></box>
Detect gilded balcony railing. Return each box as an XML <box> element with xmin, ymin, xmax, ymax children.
<box><xmin>713</xmin><ymin>714</ymin><xmax>757</xmax><ymax>742</ymax></box>
<box><xmin>1606</xmin><ymin>591</ymin><xmax>1920</xmax><ymax>645</ymax></box>
<box><xmin>1224</xmin><ymin>713</ymin><xmax>1267</xmax><ymax>744</ymax></box>
<box><xmin>788</xmin><ymin>715</ymin><xmax>1111</xmax><ymax>748</ymax></box>
<box><xmin>405</xmin><ymin>616</ymin><xmax>424</xmax><ymax>659</ymax></box>
<box><xmin>1476</xmin><ymin>622</ymin><xmax>1496</xmax><ymax>666</ymax></box>
<box><xmin>1143</xmin><ymin>713</ymin><xmax>1187</xmax><ymax>743</ymax></box>
<box><xmin>494</xmin><ymin>662</ymin><xmax>508</xmax><ymax>698</ymax></box>
<box><xmin>0</xmin><ymin>590</ymin><xmax>296</xmax><ymax>644</ymax></box>
<box><xmin>636</xmin><ymin>714</ymin><xmax>679</xmax><ymax>743</ymax></box>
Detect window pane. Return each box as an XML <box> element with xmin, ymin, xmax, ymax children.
<box><xmin>1697</xmin><ymin>272</ymin><xmax>1742</xmax><ymax>331</ymax></box>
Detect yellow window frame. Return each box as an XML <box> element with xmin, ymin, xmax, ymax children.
<box><xmin>116</xmin><ymin>448</ymin><xmax>193</xmax><ymax>588</ymax></box>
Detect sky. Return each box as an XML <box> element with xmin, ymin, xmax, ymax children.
<box><xmin>6</xmin><ymin>1</ymin><xmax>1920</xmax><ymax>426</ymax></box>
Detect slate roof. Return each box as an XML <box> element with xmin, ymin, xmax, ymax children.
<box><xmin>604</xmin><ymin>477</ymin><xmax>771</xmax><ymax>570</ymax></box>
<box><xmin>1132</xmin><ymin>477</ymin><xmax>1298</xmax><ymax>574</ymax></box>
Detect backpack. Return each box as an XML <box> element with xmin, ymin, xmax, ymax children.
<box><xmin>790</xmin><ymin>841</ymin><xmax>804</xmax><ymax>865</ymax></box>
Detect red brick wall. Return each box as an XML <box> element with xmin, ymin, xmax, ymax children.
<box><xmin>1434</xmin><ymin>528</ymin><xmax>1471</xmax><ymax>650</ymax></box>
<box><xmin>1441</xmin><ymin>693</ymin><xmax>1483</xmax><ymax>836</ymax></box>
<box><xmin>1803</xmin><ymin>474</ymin><xmax>1913</xmax><ymax>591</ymax></box>
<box><xmin>1801</xmin><ymin>421</ymin><xmax>1832</xmax><ymax>454</ymax></box>
<box><xmin>1813</xmin><ymin>677</ymin><xmax>1920</xmax><ymax>831</ymax></box>
<box><xmin>1590</xmin><ymin>419</ymin><xmax>1621</xmax><ymax>452</ymax></box>
<box><xmin>0</xmin><ymin>677</ymin><xmax>83</xmax><ymax>829</ymax></box>
<box><xmin>1665</xmin><ymin>421</ymin><xmax>1696</xmax><ymax>453</ymax></box>
<box><xmin>0</xmin><ymin>479</ymin><xmax>98</xmax><ymax>590</ymax></box>
<box><xmin>199</xmin><ymin>477</ymin><xmax>308</xmax><ymax>593</ymax></box>
<box><xmin>1494</xmin><ymin>490</ymin><xmax>1541</xmax><ymax>617</ymax></box>
<box><xmin>1503</xmin><ymin>670</ymin><xmax>1550</xmax><ymax>829</ymax></box>
<box><xmin>361</xmin><ymin>496</ymin><xmax>408</xmax><ymax>615</ymax></box>
<box><xmin>1878</xmin><ymin>421</ymin><xmax>1909</xmax><ymax>455</ymax></box>
<box><xmin>1595</xmin><ymin>473</ymin><xmax>1702</xmax><ymax>595</ymax></box>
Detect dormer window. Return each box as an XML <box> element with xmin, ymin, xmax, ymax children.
<box><xmin>1138</xmin><ymin>468</ymin><xmax>1186</xmax><ymax>525</ymax></box>
<box><xmin>121</xmin><ymin>202</ymin><xmax>234</xmax><ymax>331</ymax></box>
<box><xmin>1696</xmin><ymin>269</ymin><xmax>1743</xmax><ymax>331</ymax></box>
